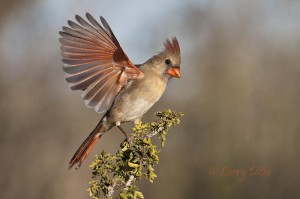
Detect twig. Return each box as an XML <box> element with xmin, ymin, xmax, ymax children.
<box><xmin>125</xmin><ymin>175</ymin><xmax>135</xmax><ymax>190</ymax></box>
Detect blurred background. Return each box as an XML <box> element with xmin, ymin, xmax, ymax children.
<box><xmin>1</xmin><ymin>0</ymin><xmax>300</xmax><ymax>198</ymax></box>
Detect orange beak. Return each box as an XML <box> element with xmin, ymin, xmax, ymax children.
<box><xmin>167</xmin><ymin>67</ymin><xmax>181</xmax><ymax>78</ymax></box>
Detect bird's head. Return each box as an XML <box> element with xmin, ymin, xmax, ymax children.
<box><xmin>150</xmin><ymin>37</ymin><xmax>181</xmax><ymax>79</ymax></box>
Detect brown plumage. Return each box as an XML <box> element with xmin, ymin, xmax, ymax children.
<box><xmin>59</xmin><ymin>13</ymin><xmax>181</xmax><ymax>169</ymax></box>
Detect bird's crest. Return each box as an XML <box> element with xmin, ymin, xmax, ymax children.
<box><xmin>164</xmin><ymin>37</ymin><xmax>180</xmax><ymax>55</ymax></box>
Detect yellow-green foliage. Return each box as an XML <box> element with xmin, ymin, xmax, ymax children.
<box><xmin>88</xmin><ymin>109</ymin><xmax>183</xmax><ymax>199</ymax></box>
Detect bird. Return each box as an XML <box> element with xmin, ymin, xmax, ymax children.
<box><xmin>59</xmin><ymin>13</ymin><xmax>181</xmax><ymax>169</ymax></box>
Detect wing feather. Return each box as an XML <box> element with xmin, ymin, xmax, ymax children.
<box><xmin>84</xmin><ymin>70</ymin><xmax>121</xmax><ymax>108</ymax></box>
<box><xmin>60</xmin><ymin>13</ymin><xmax>144</xmax><ymax>112</ymax></box>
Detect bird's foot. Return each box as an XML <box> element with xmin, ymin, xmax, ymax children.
<box><xmin>125</xmin><ymin>136</ymin><xmax>134</xmax><ymax>146</ymax></box>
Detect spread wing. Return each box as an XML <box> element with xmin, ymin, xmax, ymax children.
<box><xmin>59</xmin><ymin>13</ymin><xmax>144</xmax><ymax>113</ymax></box>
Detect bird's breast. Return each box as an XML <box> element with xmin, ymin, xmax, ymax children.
<box><xmin>109</xmin><ymin>74</ymin><xmax>167</xmax><ymax>123</ymax></box>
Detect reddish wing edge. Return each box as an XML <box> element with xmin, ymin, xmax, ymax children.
<box><xmin>59</xmin><ymin>13</ymin><xmax>144</xmax><ymax>113</ymax></box>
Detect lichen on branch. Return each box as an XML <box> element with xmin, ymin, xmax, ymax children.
<box><xmin>88</xmin><ymin>109</ymin><xmax>183</xmax><ymax>199</ymax></box>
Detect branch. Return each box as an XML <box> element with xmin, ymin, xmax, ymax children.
<box><xmin>87</xmin><ymin>109</ymin><xmax>183</xmax><ymax>199</ymax></box>
<box><xmin>124</xmin><ymin>175</ymin><xmax>135</xmax><ymax>189</ymax></box>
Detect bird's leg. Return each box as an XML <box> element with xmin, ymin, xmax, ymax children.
<box><xmin>117</xmin><ymin>125</ymin><xmax>129</xmax><ymax>139</ymax></box>
<box><xmin>116</xmin><ymin>122</ymin><xmax>133</xmax><ymax>145</ymax></box>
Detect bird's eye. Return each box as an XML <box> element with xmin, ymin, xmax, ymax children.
<box><xmin>165</xmin><ymin>59</ymin><xmax>171</xmax><ymax>65</ymax></box>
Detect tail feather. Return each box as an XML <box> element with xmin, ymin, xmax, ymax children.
<box><xmin>69</xmin><ymin>122</ymin><xmax>104</xmax><ymax>170</ymax></box>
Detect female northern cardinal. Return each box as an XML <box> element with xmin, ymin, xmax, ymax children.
<box><xmin>59</xmin><ymin>13</ymin><xmax>181</xmax><ymax>169</ymax></box>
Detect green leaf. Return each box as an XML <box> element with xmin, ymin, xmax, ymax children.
<box><xmin>135</xmin><ymin>191</ymin><xmax>144</xmax><ymax>199</ymax></box>
<box><xmin>128</xmin><ymin>162</ymin><xmax>139</xmax><ymax>168</ymax></box>
<box><xmin>143</xmin><ymin>138</ymin><xmax>151</xmax><ymax>145</ymax></box>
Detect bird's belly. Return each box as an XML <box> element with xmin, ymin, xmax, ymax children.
<box><xmin>115</xmin><ymin>95</ymin><xmax>159</xmax><ymax>122</ymax></box>
<box><xmin>109</xmin><ymin>80</ymin><xmax>166</xmax><ymax>123</ymax></box>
